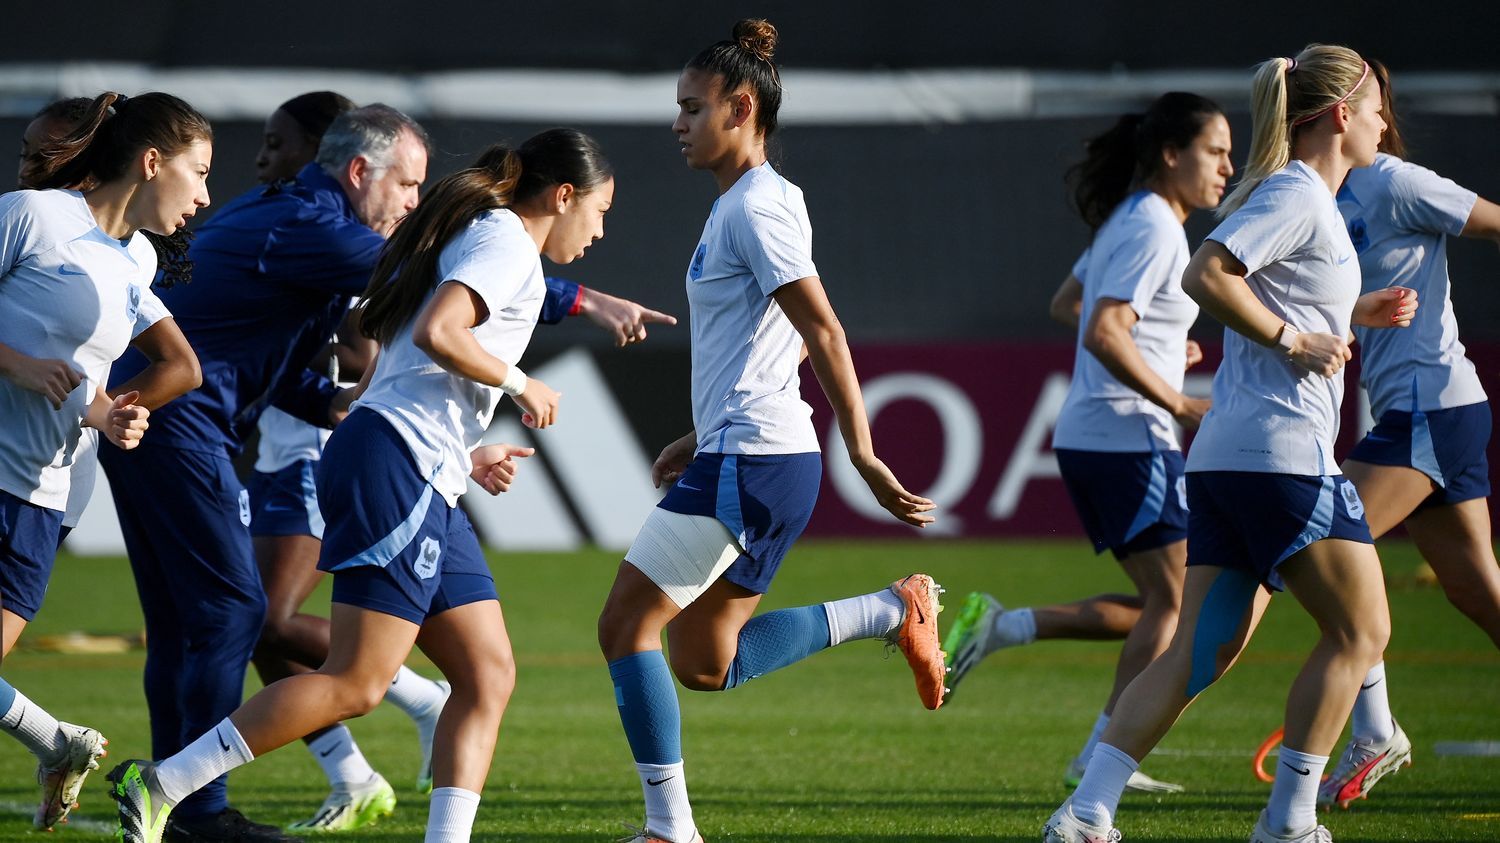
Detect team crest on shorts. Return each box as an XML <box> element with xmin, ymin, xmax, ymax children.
<box><xmin>415</xmin><ymin>536</ymin><xmax>441</xmax><ymax>580</ymax></box>
<box><xmin>1340</xmin><ymin>481</ymin><xmax>1365</xmax><ymax>519</ymax></box>
<box><xmin>238</xmin><ymin>489</ymin><xmax>252</xmax><ymax>526</ymax></box>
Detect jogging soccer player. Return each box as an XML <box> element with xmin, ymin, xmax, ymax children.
<box><xmin>107</xmin><ymin>127</ymin><xmax>608</xmax><ymax>843</ymax></box>
<box><xmin>19</xmin><ymin>97</ymin><xmax>197</xmax><ymax>547</ymax></box>
<box><xmin>1316</xmin><ymin>60</ymin><xmax>1500</xmax><ymax>809</ymax></box>
<box><xmin>944</xmin><ymin>92</ymin><xmax>1233</xmax><ymax>795</ymax></box>
<box><xmin>1042</xmin><ymin>44</ymin><xmax>1418</xmax><ymax>843</ymax></box>
<box><xmin>595</xmin><ymin>20</ymin><xmax>940</xmax><ymax>843</ymax></box>
<box><xmin>2</xmin><ymin>90</ymin><xmax>205</xmax><ymax>829</ymax></box>
<box><xmin>241</xmin><ymin>92</ymin><xmax>678</xmax><ymax>832</ymax></box>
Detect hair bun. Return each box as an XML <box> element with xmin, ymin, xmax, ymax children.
<box><xmin>733</xmin><ymin>18</ymin><xmax>778</xmax><ymax>62</ymax></box>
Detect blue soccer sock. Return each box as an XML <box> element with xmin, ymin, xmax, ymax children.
<box><xmin>721</xmin><ymin>604</ymin><xmax>831</xmax><ymax>690</ymax></box>
<box><xmin>609</xmin><ymin>651</ymin><xmax>695</xmax><ymax>841</ymax></box>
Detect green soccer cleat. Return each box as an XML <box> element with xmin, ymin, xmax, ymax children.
<box><xmin>107</xmin><ymin>759</ymin><xmax>173</xmax><ymax>843</ymax></box>
<box><xmin>941</xmin><ymin>592</ymin><xmax>1002</xmax><ymax>704</ymax></box>
<box><xmin>288</xmin><ymin>773</ymin><xmax>397</xmax><ymax>832</ymax></box>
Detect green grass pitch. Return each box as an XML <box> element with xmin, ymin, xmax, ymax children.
<box><xmin>1</xmin><ymin>540</ymin><xmax>1495</xmax><ymax>841</ymax></box>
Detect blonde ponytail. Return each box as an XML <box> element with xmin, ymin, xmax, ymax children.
<box><xmin>1218</xmin><ymin>44</ymin><xmax>1370</xmax><ymax>218</ymax></box>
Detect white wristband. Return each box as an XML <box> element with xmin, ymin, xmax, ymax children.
<box><xmin>499</xmin><ymin>364</ymin><xmax>528</xmax><ymax>397</ymax></box>
<box><xmin>1276</xmin><ymin>323</ymin><xmax>1299</xmax><ymax>356</ymax></box>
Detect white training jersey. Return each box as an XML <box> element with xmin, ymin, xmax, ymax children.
<box><xmin>686</xmin><ymin>162</ymin><xmax>820</xmax><ymax>456</ymax></box>
<box><xmin>1188</xmin><ymin>161</ymin><xmax>1361</xmax><ymax>476</ymax></box>
<box><xmin>0</xmin><ymin>189</ymin><xmax>167</xmax><ymax>511</ymax></box>
<box><xmin>1053</xmin><ymin>191</ymin><xmax>1198</xmax><ymax>453</ymax></box>
<box><xmin>355</xmin><ymin>209</ymin><xmax>544</xmax><ymax>507</ymax></box>
<box><xmin>252</xmin><ymin>407</ymin><xmax>332</xmax><ymax>474</ymax></box>
<box><xmin>1338</xmin><ymin>153</ymin><xmax>1483</xmax><ymax>418</ymax></box>
<box><xmin>62</xmin><ymin>234</ymin><xmax>167</xmax><ymax>529</ymax></box>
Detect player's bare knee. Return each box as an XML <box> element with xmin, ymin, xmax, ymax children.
<box><xmin>668</xmin><ymin>655</ymin><xmax>727</xmax><ymax>692</ymax></box>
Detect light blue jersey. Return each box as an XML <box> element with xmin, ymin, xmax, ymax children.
<box><xmin>0</xmin><ymin>189</ymin><xmax>167</xmax><ymax>510</ymax></box>
<box><xmin>686</xmin><ymin>162</ymin><xmax>820</xmax><ymax>456</ymax></box>
<box><xmin>1189</xmin><ymin>162</ymin><xmax>1361</xmax><ymax>476</ymax></box>
<box><xmin>1053</xmin><ymin>191</ymin><xmax>1197</xmax><ymax>453</ymax></box>
<box><xmin>1338</xmin><ymin>153</ymin><xmax>1482</xmax><ymax>417</ymax></box>
<box><xmin>356</xmin><ymin>209</ymin><xmax>545</xmax><ymax>505</ymax></box>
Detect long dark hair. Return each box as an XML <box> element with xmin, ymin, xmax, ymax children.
<box><xmin>27</xmin><ymin>92</ymin><xmax>212</xmax><ymax>190</ymax></box>
<box><xmin>1370</xmin><ymin>60</ymin><xmax>1407</xmax><ymax>159</ymax></box>
<box><xmin>687</xmin><ymin>19</ymin><xmax>783</xmax><ymax>138</ymax></box>
<box><xmin>1066</xmin><ymin>92</ymin><xmax>1224</xmax><ymax>231</ymax></box>
<box><xmin>359</xmin><ymin>128</ymin><xmax>613</xmax><ymax>345</ymax></box>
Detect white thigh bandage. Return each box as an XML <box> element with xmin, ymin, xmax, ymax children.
<box><xmin>625</xmin><ymin>508</ymin><xmax>743</xmax><ymax>609</ymax></box>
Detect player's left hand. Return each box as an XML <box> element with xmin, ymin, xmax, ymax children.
<box><xmin>853</xmin><ymin>455</ymin><xmax>936</xmax><ymax>528</ymax></box>
<box><xmin>103</xmin><ymin>391</ymin><xmax>149</xmax><ymax>450</ymax></box>
<box><xmin>580</xmin><ymin>288</ymin><xmax>677</xmax><ymax>347</ymax></box>
<box><xmin>1353</xmin><ymin>286</ymin><xmax>1418</xmax><ymax>329</ymax></box>
<box><xmin>1184</xmin><ymin>339</ymin><xmax>1204</xmax><ymax>370</ymax></box>
<box><xmin>469</xmin><ymin>443</ymin><xmax>535</xmax><ymax>495</ymax></box>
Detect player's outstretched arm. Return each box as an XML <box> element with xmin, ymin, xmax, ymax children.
<box><xmin>772</xmin><ymin>276</ymin><xmax>935</xmax><ymax>527</ymax></box>
<box><xmin>577</xmin><ymin>287</ymin><xmax>678</xmax><ymax>347</ymax></box>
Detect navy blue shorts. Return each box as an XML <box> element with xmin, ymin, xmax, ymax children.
<box><xmin>247</xmin><ymin>459</ymin><xmax>324</xmax><ymax>540</ymax></box>
<box><xmin>0</xmin><ymin>491</ymin><xmax>63</xmax><ymax>622</ymax></box>
<box><xmin>1055</xmin><ymin>448</ymin><xmax>1188</xmax><ymax>560</ymax></box>
<box><xmin>656</xmin><ymin>451</ymin><xmax>822</xmax><ymax>595</ymax></box>
<box><xmin>1186</xmin><ymin>472</ymin><xmax>1373</xmax><ymax>591</ymax></box>
<box><xmin>317</xmin><ymin>409</ymin><xmax>497</xmax><ymax>625</ymax></box>
<box><xmin>1347</xmin><ymin>401</ymin><xmax>1491</xmax><ymax>509</ymax></box>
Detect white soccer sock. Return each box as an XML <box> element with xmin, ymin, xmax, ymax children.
<box><xmin>1074</xmin><ymin>712</ymin><xmax>1111</xmax><ymax>769</ymax></box>
<box><xmin>425</xmin><ymin>787</ymin><xmax>480</xmax><ymax>843</ymax></box>
<box><xmin>307</xmin><ymin>724</ymin><xmax>377</xmax><ymax>788</ymax></box>
<box><xmin>0</xmin><ymin>688</ymin><xmax>68</xmax><ymax>765</ymax></box>
<box><xmin>1265</xmin><ymin>746</ymin><xmax>1328</xmax><ymax>836</ymax></box>
<box><xmin>637</xmin><ymin>761</ymin><xmax>696</xmax><ymax>842</ymax></box>
<box><xmin>987</xmin><ymin>607</ymin><xmax>1037</xmax><ymax>655</ymax></box>
<box><xmin>1350</xmin><ymin>662</ymin><xmax>1396</xmax><ymax>743</ymax></box>
<box><xmin>154</xmin><ymin>718</ymin><xmax>255</xmax><ymax>805</ymax></box>
<box><xmin>823</xmin><ymin>589</ymin><xmax>905</xmax><ymax>646</ymax></box>
<box><xmin>1070</xmin><ymin>742</ymin><xmax>1137</xmax><ymax>829</ymax></box>
<box><xmin>386</xmin><ymin>666</ymin><xmax>448</xmax><ymax>721</ymax></box>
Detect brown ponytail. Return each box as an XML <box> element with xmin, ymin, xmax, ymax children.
<box><xmin>359</xmin><ymin>128</ymin><xmax>612</xmax><ymax>345</ymax></box>
<box><xmin>29</xmin><ymin>92</ymin><xmax>212</xmax><ymax>190</ymax></box>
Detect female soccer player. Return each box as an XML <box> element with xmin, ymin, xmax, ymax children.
<box><xmin>1042</xmin><ymin>44</ymin><xmax>1417</xmax><ymax>843</ymax></box>
<box><xmin>595</xmin><ymin>21</ymin><xmax>938</xmax><ymax>843</ymax></box>
<box><xmin>944</xmin><ymin>92</ymin><xmax>1233</xmax><ymax>795</ymax></box>
<box><xmin>108</xmin><ymin>127</ymin><xmax>608</xmax><ymax>843</ymax></box>
<box><xmin>2</xmin><ymin>90</ymin><xmax>207</xmax><ymax>829</ymax></box>
<box><xmin>19</xmin><ymin>97</ymin><xmax>197</xmax><ymax>546</ymax></box>
<box><xmin>1316</xmin><ymin>60</ymin><xmax>1500</xmax><ymax>809</ymax></box>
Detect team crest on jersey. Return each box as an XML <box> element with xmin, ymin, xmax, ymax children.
<box><xmin>415</xmin><ymin>537</ymin><xmax>441</xmax><ymax>580</ymax></box>
<box><xmin>125</xmin><ymin>284</ymin><xmax>142</xmax><ymax>324</ymax></box>
<box><xmin>1340</xmin><ymin>481</ymin><xmax>1365</xmax><ymax>520</ymax></box>
<box><xmin>1347</xmin><ymin>218</ymin><xmax>1369</xmax><ymax>252</ymax></box>
<box><xmin>689</xmin><ymin>243</ymin><xmax>707</xmax><ymax>280</ymax></box>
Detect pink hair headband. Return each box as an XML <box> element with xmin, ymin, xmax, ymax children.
<box><xmin>1291</xmin><ymin>61</ymin><xmax>1371</xmax><ymax>126</ymax></box>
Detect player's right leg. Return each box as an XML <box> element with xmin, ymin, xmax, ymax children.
<box><xmin>109</xmin><ymin>603</ymin><xmax>419</xmax><ymax>843</ymax></box>
<box><xmin>1268</xmin><ymin>538</ymin><xmax>1389</xmax><ymax>838</ymax></box>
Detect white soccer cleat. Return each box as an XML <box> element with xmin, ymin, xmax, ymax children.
<box><xmin>415</xmin><ymin>679</ymin><xmax>452</xmax><ymax>794</ymax></box>
<box><xmin>1041</xmin><ymin>801</ymin><xmax>1121</xmax><ymax>843</ymax></box>
<box><xmin>287</xmin><ymin>773</ymin><xmax>398</xmax><ymax>831</ymax></box>
<box><xmin>1318</xmin><ymin>721</ymin><xmax>1413</xmax><ymax>809</ymax></box>
<box><xmin>1064</xmin><ymin>755</ymin><xmax>1185</xmax><ymax>794</ymax></box>
<box><xmin>1248</xmin><ymin>809</ymin><xmax>1332</xmax><ymax>842</ymax></box>
<box><xmin>35</xmin><ymin>722</ymin><xmax>108</xmax><ymax>829</ymax></box>
<box><xmin>618</xmin><ymin>822</ymin><xmax>706</xmax><ymax>842</ymax></box>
